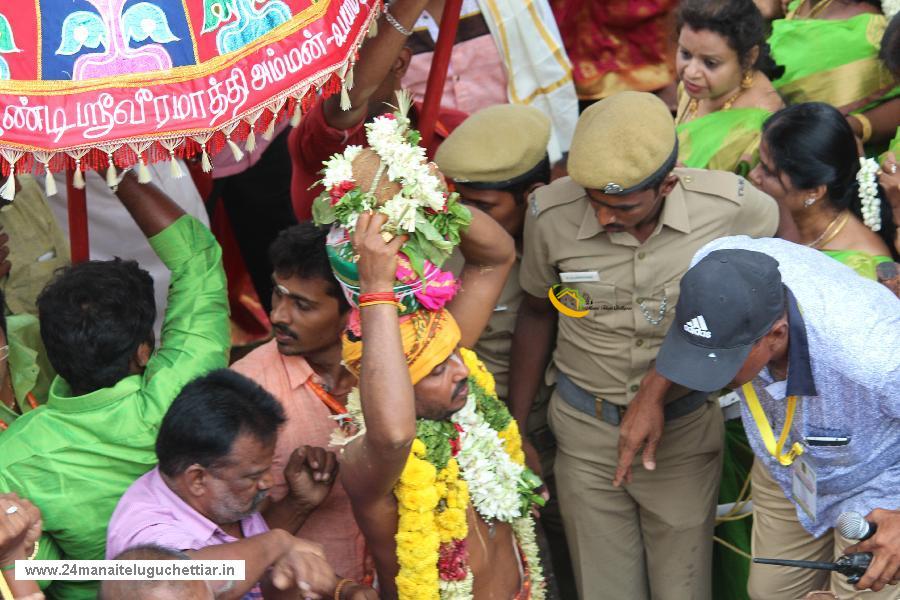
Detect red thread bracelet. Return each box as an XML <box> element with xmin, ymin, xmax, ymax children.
<box><xmin>359</xmin><ymin>292</ymin><xmax>398</xmax><ymax>304</ymax></box>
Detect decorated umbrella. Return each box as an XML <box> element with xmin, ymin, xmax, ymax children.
<box><xmin>0</xmin><ymin>0</ymin><xmax>381</xmax><ymax>261</ymax></box>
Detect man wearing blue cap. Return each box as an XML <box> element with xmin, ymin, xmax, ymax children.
<box><xmin>651</xmin><ymin>235</ymin><xmax>900</xmax><ymax>599</ymax></box>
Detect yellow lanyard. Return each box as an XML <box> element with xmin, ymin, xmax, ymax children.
<box><xmin>742</xmin><ymin>382</ymin><xmax>804</xmax><ymax>466</ymax></box>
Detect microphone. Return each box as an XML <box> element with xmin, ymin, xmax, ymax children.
<box><xmin>754</xmin><ymin>553</ymin><xmax>873</xmax><ymax>585</ymax></box>
<box><xmin>837</xmin><ymin>511</ymin><xmax>877</xmax><ymax>541</ymax></box>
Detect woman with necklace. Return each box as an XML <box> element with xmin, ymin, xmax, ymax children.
<box><xmin>750</xmin><ymin>102</ymin><xmax>898</xmax><ymax>278</ymax></box>
<box><xmin>675</xmin><ymin>0</ymin><xmax>784</xmax><ymax>175</ymax></box>
<box><xmin>768</xmin><ymin>0</ymin><xmax>899</xmax><ymax>151</ymax></box>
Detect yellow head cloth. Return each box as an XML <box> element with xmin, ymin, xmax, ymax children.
<box><xmin>342</xmin><ymin>309</ymin><xmax>462</xmax><ymax>385</ymax></box>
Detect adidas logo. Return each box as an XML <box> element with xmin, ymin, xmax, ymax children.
<box><xmin>683</xmin><ymin>315</ymin><xmax>712</xmax><ymax>338</ymax></box>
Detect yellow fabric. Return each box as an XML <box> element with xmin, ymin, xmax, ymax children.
<box><xmin>342</xmin><ymin>309</ymin><xmax>462</xmax><ymax>385</ymax></box>
<box><xmin>741</xmin><ymin>383</ymin><xmax>804</xmax><ymax>467</ymax></box>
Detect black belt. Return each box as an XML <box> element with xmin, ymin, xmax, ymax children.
<box><xmin>556</xmin><ymin>371</ymin><xmax>707</xmax><ymax>426</ymax></box>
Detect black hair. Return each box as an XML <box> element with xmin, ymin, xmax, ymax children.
<box><xmin>762</xmin><ymin>102</ymin><xmax>899</xmax><ymax>259</ymax></box>
<box><xmin>36</xmin><ymin>259</ymin><xmax>155</xmax><ymax>396</ymax></box>
<box><xmin>268</xmin><ymin>223</ymin><xmax>350</xmax><ymax>313</ymax></box>
<box><xmin>156</xmin><ymin>369</ymin><xmax>286</xmax><ymax>478</ymax></box>
<box><xmin>677</xmin><ymin>0</ymin><xmax>785</xmax><ymax>80</ymax></box>
<box><xmin>881</xmin><ymin>14</ymin><xmax>900</xmax><ymax>78</ymax></box>
<box><xmin>494</xmin><ymin>156</ymin><xmax>552</xmax><ymax>205</ymax></box>
<box><xmin>0</xmin><ymin>288</ymin><xmax>7</xmax><ymax>341</ymax></box>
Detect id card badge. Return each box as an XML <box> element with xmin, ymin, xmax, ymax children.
<box><xmin>792</xmin><ymin>455</ymin><xmax>817</xmax><ymax>522</ymax></box>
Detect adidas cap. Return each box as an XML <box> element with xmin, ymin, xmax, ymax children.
<box><xmin>656</xmin><ymin>249</ymin><xmax>785</xmax><ymax>392</ymax></box>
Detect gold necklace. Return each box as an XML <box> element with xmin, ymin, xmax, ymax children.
<box><xmin>682</xmin><ymin>84</ymin><xmax>747</xmax><ymax>124</ymax></box>
<box><xmin>805</xmin><ymin>210</ymin><xmax>850</xmax><ymax>249</ymax></box>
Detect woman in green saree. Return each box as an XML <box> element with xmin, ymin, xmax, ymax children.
<box><xmin>674</xmin><ymin>0</ymin><xmax>784</xmax><ymax>175</ymax></box>
<box><xmin>769</xmin><ymin>0</ymin><xmax>900</xmax><ymax>149</ymax></box>
<box><xmin>750</xmin><ymin>102</ymin><xmax>898</xmax><ymax>275</ymax></box>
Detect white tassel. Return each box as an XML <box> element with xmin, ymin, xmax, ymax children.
<box><xmin>226</xmin><ymin>136</ymin><xmax>244</xmax><ymax>161</ymax></box>
<box><xmin>290</xmin><ymin>98</ymin><xmax>303</xmax><ymax>127</ymax></box>
<box><xmin>44</xmin><ymin>166</ymin><xmax>57</xmax><ymax>197</ymax></box>
<box><xmin>346</xmin><ymin>64</ymin><xmax>355</xmax><ymax>91</ymax></box>
<box><xmin>137</xmin><ymin>156</ymin><xmax>152</xmax><ymax>183</ymax></box>
<box><xmin>168</xmin><ymin>151</ymin><xmax>184</xmax><ymax>178</ymax></box>
<box><xmin>105</xmin><ymin>152</ymin><xmax>118</xmax><ymax>188</ymax></box>
<box><xmin>0</xmin><ymin>171</ymin><xmax>14</xmax><ymax>201</ymax></box>
<box><xmin>367</xmin><ymin>17</ymin><xmax>378</xmax><ymax>37</ymax></box>
<box><xmin>245</xmin><ymin>130</ymin><xmax>256</xmax><ymax>153</ymax></box>
<box><xmin>340</xmin><ymin>82</ymin><xmax>352</xmax><ymax>111</ymax></box>
<box><xmin>73</xmin><ymin>160</ymin><xmax>85</xmax><ymax>189</ymax></box>
<box><xmin>263</xmin><ymin>115</ymin><xmax>277</xmax><ymax>141</ymax></box>
<box><xmin>201</xmin><ymin>146</ymin><xmax>212</xmax><ymax>173</ymax></box>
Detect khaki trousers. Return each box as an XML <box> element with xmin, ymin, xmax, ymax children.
<box><xmin>748</xmin><ymin>460</ymin><xmax>899</xmax><ymax>600</ymax></box>
<box><xmin>549</xmin><ymin>391</ymin><xmax>724</xmax><ymax>600</ymax></box>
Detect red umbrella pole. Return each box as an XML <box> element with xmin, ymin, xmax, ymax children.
<box><xmin>66</xmin><ymin>170</ymin><xmax>90</xmax><ymax>263</ymax></box>
<box><xmin>418</xmin><ymin>0</ymin><xmax>463</xmax><ymax>153</ymax></box>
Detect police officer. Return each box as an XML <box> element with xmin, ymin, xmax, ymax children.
<box><xmin>435</xmin><ymin>105</ymin><xmax>577</xmax><ymax>599</ymax></box>
<box><xmin>509</xmin><ymin>91</ymin><xmax>781</xmax><ymax>599</ymax></box>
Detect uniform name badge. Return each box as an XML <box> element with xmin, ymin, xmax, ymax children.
<box><xmin>792</xmin><ymin>455</ymin><xmax>817</xmax><ymax>522</ymax></box>
<box><xmin>560</xmin><ymin>271</ymin><xmax>600</xmax><ymax>283</ymax></box>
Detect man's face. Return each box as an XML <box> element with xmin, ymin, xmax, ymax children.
<box><xmin>412</xmin><ymin>350</ymin><xmax>470</xmax><ymax>421</ymax></box>
<box><xmin>270</xmin><ymin>272</ymin><xmax>348</xmax><ymax>357</ymax></box>
<box><xmin>202</xmin><ymin>433</ymin><xmax>276</xmax><ymax>525</ymax></box>
<box><xmin>457</xmin><ymin>184</ymin><xmax>524</xmax><ymax>238</ymax></box>
<box><xmin>585</xmin><ymin>184</ymin><xmax>667</xmax><ymax>235</ymax></box>
<box><xmin>727</xmin><ymin>330</ymin><xmax>780</xmax><ymax>388</ymax></box>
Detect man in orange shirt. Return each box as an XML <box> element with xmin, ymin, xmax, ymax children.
<box><xmin>231</xmin><ymin>223</ymin><xmax>367</xmax><ymax>582</ymax></box>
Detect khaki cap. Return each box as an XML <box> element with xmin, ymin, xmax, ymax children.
<box><xmin>568</xmin><ymin>91</ymin><xmax>677</xmax><ymax>194</ymax></box>
<box><xmin>435</xmin><ymin>104</ymin><xmax>551</xmax><ymax>186</ymax></box>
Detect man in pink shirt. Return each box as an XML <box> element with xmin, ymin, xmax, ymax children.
<box><xmin>231</xmin><ymin>224</ymin><xmax>368</xmax><ymax>583</ymax></box>
<box><xmin>107</xmin><ymin>370</ymin><xmax>373</xmax><ymax>599</ymax></box>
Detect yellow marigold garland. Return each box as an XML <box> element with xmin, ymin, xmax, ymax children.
<box><xmin>499</xmin><ymin>421</ymin><xmax>526</xmax><ymax>466</ymax></box>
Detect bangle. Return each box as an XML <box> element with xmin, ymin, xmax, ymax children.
<box><xmin>28</xmin><ymin>540</ymin><xmax>39</xmax><ymax>561</ymax></box>
<box><xmin>334</xmin><ymin>578</ymin><xmax>355</xmax><ymax>600</ymax></box>
<box><xmin>383</xmin><ymin>6</ymin><xmax>412</xmax><ymax>36</ymax></box>
<box><xmin>854</xmin><ymin>113</ymin><xmax>873</xmax><ymax>143</ymax></box>
<box><xmin>0</xmin><ymin>563</ymin><xmax>14</xmax><ymax>572</ymax></box>
<box><xmin>359</xmin><ymin>300</ymin><xmax>403</xmax><ymax>309</ymax></box>
<box><xmin>358</xmin><ymin>292</ymin><xmax>398</xmax><ymax>303</ymax></box>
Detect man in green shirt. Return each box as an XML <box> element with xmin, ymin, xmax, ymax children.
<box><xmin>0</xmin><ymin>171</ymin><xmax>230</xmax><ymax>599</ymax></box>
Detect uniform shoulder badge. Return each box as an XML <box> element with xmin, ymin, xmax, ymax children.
<box><xmin>676</xmin><ymin>168</ymin><xmax>745</xmax><ymax>205</ymax></box>
<box><xmin>530</xmin><ymin>177</ymin><xmax>585</xmax><ymax>217</ymax></box>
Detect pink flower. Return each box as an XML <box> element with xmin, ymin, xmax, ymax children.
<box><xmin>396</xmin><ymin>254</ymin><xmax>458</xmax><ymax>311</ymax></box>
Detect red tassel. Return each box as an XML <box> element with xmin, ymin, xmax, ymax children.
<box><xmin>301</xmin><ymin>88</ymin><xmax>317</xmax><ymax>113</ymax></box>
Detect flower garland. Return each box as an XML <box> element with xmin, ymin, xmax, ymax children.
<box><xmin>884</xmin><ymin>0</ymin><xmax>900</xmax><ymax>19</ymax></box>
<box><xmin>312</xmin><ymin>90</ymin><xmax>472</xmax><ymax>277</ymax></box>
<box><xmin>858</xmin><ymin>157</ymin><xmax>881</xmax><ymax>232</ymax></box>
<box><xmin>333</xmin><ymin>350</ymin><xmax>545</xmax><ymax>599</ymax></box>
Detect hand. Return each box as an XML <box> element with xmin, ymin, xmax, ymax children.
<box><xmin>0</xmin><ymin>226</ymin><xmax>11</xmax><ymax>280</ymax></box>
<box><xmin>0</xmin><ymin>493</ymin><xmax>41</xmax><ymax>564</ymax></box>
<box><xmin>844</xmin><ymin>508</ymin><xmax>900</xmax><ymax>591</ymax></box>
<box><xmin>879</xmin><ymin>153</ymin><xmax>900</xmax><ymax>222</ymax></box>
<box><xmin>343</xmin><ymin>583</ymin><xmax>379</xmax><ymax>599</ymax></box>
<box><xmin>352</xmin><ymin>212</ymin><xmax>406</xmax><ymax>293</ymax></box>
<box><xmin>270</xmin><ymin>539</ymin><xmax>336</xmax><ymax>599</ymax></box>
<box><xmin>284</xmin><ymin>446</ymin><xmax>339</xmax><ymax>511</ymax></box>
<box><xmin>613</xmin><ymin>391</ymin><xmax>665</xmax><ymax>487</ymax></box>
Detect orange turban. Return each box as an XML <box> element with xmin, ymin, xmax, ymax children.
<box><xmin>342</xmin><ymin>309</ymin><xmax>461</xmax><ymax>385</ymax></box>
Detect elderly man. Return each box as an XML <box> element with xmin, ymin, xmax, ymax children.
<box><xmin>509</xmin><ymin>91</ymin><xmax>783</xmax><ymax>599</ymax></box>
<box><xmin>0</xmin><ymin>171</ymin><xmax>229</xmax><ymax>599</ymax></box>
<box><xmin>107</xmin><ymin>369</ymin><xmax>374</xmax><ymax>599</ymax></box>
<box><xmin>652</xmin><ymin>236</ymin><xmax>900</xmax><ymax>600</ymax></box>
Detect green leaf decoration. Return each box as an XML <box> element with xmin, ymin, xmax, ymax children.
<box><xmin>312</xmin><ymin>195</ymin><xmax>337</xmax><ymax>224</ymax></box>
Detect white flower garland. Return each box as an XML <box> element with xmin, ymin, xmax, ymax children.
<box><xmin>883</xmin><ymin>0</ymin><xmax>900</xmax><ymax>19</ymax></box>
<box><xmin>451</xmin><ymin>396</ymin><xmax>526</xmax><ymax>522</ymax></box>
<box><xmin>440</xmin><ymin>572</ymin><xmax>474</xmax><ymax>600</ymax></box>
<box><xmin>858</xmin><ymin>157</ymin><xmax>881</xmax><ymax>232</ymax></box>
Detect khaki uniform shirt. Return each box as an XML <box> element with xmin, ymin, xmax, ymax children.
<box><xmin>0</xmin><ymin>175</ymin><xmax>70</xmax><ymax>315</ymax></box>
<box><xmin>519</xmin><ymin>168</ymin><xmax>779</xmax><ymax>406</ymax></box>
<box><xmin>445</xmin><ymin>250</ymin><xmax>523</xmax><ymax>400</ymax></box>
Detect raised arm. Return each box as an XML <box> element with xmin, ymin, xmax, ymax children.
<box><xmin>341</xmin><ymin>212</ymin><xmax>414</xmax><ymax>501</ymax></box>
<box><xmin>323</xmin><ymin>0</ymin><xmax>430</xmax><ymax>130</ymax></box>
<box><xmin>113</xmin><ymin>171</ymin><xmax>186</xmax><ymax>237</ymax></box>
<box><xmin>446</xmin><ymin>207</ymin><xmax>516</xmax><ymax>347</ymax></box>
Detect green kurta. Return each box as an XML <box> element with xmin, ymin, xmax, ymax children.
<box><xmin>0</xmin><ymin>215</ymin><xmax>229</xmax><ymax>599</ymax></box>
<box><xmin>0</xmin><ymin>313</ymin><xmax>55</xmax><ymax>430</ymax></box>
<box><xmin>677</xmin><ymin>108</ymin><xmax>771</xmax><ymax>176</ymax></box>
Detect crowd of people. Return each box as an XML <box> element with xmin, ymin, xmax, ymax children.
<box><xmin>0</xmin><ymin>0</ymin><xmax>899</xmax><ymax>599</ymax></box>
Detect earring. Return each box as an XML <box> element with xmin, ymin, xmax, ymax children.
<box><xmin>804</xmin><ymin>196</ymin><xmax>817</xmax><ymax>208</ymax></box>
<box><xmin>741</xmin><ymin>71</ymin><xmax>754</xmax><ymax>89</ymax></box>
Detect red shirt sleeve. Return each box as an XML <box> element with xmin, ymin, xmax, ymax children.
<box><xmin>289</xmin><ymin>99</ymin><xmax>366</xmax><ymax>220</ymax></box>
